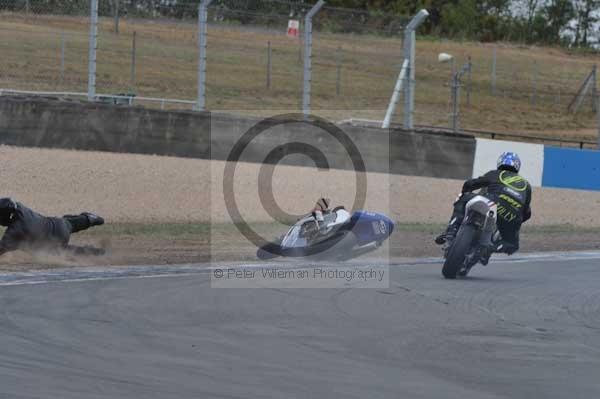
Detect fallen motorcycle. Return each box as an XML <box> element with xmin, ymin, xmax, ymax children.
<box><xmin>257</xmin><ymin>207</ymin><xmax>394</xmax><ymax>261</ymax></box>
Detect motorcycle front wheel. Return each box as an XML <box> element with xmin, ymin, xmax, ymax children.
<box><xmin>256</xmin><ymin>242</ymin><xmax>282</xmax><ymax>260</ymax></box>
<box><xmin>442</xmin><ymin>224</ymin><xmax>476</xmax><ymax>279</ymax></box>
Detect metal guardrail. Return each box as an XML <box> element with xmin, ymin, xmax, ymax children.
<box><xmin>416</xmin><ymin>124</ymin><xmax>597</xmax><ymax>150</ymax></box>
<box><xmin>0</xmin><ymin>89</ymin><xmax>196</xmax><ymax>110</ymax></box>
<box><xmin>340</xmin><ymin>118</ymin><xmax>597</xmax><ymax>150</ymax></box>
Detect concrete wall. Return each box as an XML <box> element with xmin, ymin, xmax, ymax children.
<box><xmin>473</xmin><ymin>138</ymin><xmax>544</xmax><ymax>187</ymax></box>
<box><xmin>0</xmin><ymin>96</ymin><xmax>211</xmax><ymax>158</ymax></box>
<box><xmin>390</xmin><ymin>130</ymin><xmax>475</xmax><ymax>179</ymax></box>
<box><xmin>0</xmin><ymin>97</ymin><xmax>474</xmax><ymax>180</ymax></box>
<box><xmin>471</xmin><ymin>135</ymin><xmax>600</xmax><ymax>191</ymax></box>
<box><xmin>5</xmin><ymin>97</ymin><xmax>600</xmax><ymax>192</ymax></box>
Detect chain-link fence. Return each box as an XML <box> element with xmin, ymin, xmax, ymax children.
<box><xmin>0</xmin><ymin>0</ymin><xmax>598</xmax><ymax>141</ymax></box>
<box><xmin>412</xmin><ymin>42</ymin><xmax>599</xmax><ymax>143</ymax></box>
<box><xmin>0</xmin><ymin>0</ymin><xmax>201</xmax><ymax>109</ymax></box>
<box><xmin>0</xmin><ymin>0</ymin><xmax>90</xmax><ymax>93</ymax></box>
<box><xmin>200</xmin><ymin>0</ymin><xmax>409</xmax><ymax>116</ymax></box>
<box><xmin>0</xmin><ymin>0</ymin><xmax>409</xmax><ymax>113</ymax></box>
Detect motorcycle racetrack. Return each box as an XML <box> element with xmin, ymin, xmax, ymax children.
<box><xmin>0</xmin><ymin>253</ymin><xmax>599</xmax><ymax>398</ymax></box>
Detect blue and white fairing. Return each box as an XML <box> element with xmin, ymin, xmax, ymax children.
<box><xmin>268</xmin><ymin>208</ymin><xmax>394</xmax><ymax>260</ymax></box>
<box><xmin>280</xmin><ymin>208</ymin><xmax>353</xmax><ymax>250</ymax></box>
<box><xmin>349</xmin><ymin>210</ymin><xmax>394</xmax><ymax>246</ymax></box>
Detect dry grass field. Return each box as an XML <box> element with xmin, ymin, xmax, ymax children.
<box><xmin>1</xmin><ymin>13</ymin><xmax>599</xmax><ymax>141</ymax></box>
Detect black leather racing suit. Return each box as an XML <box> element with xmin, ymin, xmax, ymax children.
<box><xmin>0</xmin><ymin>202</ymin><xmax>93</xmax><ymax>256</ymax></box>
<box><xmin>450</xmin><ymin>168</ymin><xmax>532</xmax><ymax>254</ymax></box>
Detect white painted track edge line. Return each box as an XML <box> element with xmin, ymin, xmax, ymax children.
<box><xmin>0</xmin><ymin>250</ymin><xmax>599</xmax><ymax>287</ymax></box>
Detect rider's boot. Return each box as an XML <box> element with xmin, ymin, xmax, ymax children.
<box><xmin>480</xmin><ymin>232</ymin><xmax>503</xmax><ymax>266</ymax></box>
<box><xmin>480</xmin><ymin>245</ymin><xmax>494</xmax><ymax>266</ymax></box>
<box><xmin>435</xmin><ymin>218</ymin><xmax>460</xmax><ymax>246</ymax></box>
<box><xmin>83</xmin><ymin>212</ymin><xmax>105</xmax><ymax>227</ymax></box>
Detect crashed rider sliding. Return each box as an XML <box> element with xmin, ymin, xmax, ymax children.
<box><xmin>301</xmin><ymin>197</ymin><xmax>333</xmax><ymax>241</ymax></box>
<box><xmin>302</xmin><ymin>197</ymin><xmax>350</xmax><ymax>241</ymax></box>
<box><xmin>0</xmin><ymin>198</ymin><xmax>105</xmax><ymax>256</ymax></box>
<box><xmin>311</xmin><ymin>197</ymin><xmax>331</xmax><ymax>228</ymax></box>
<box><xmin>435</xmin><ymin>152</ymin><xmax>532</xmax><ymax>264</ymax></box>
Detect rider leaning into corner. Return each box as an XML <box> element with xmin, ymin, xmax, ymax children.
<box><xmin>435</xmin><ymin>152</ymin><xmax>532</xmax><ymax>264</ymax></box>
<box><xmin>0</xmin><ymin>198</ymin><xmax>105</xmax><ymax>257</ymax></box>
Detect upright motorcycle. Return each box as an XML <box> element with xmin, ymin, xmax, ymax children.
<box><xmin>442</xmin><ymin>194</ymin><xmax>498</xmax><ymax>279</ymax></box>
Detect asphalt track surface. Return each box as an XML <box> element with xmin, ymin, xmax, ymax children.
<box><xmin>0</xmin><ymin>253</ymin><xmax>600</xmax><ymax>398</ymax></box>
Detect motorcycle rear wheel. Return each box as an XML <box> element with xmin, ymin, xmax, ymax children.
<box><xmin>442</xmin><ymin>224</ymin><xmax>476</xmax><ymax>279</ymax></box>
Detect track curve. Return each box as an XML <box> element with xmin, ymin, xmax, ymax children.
<box><xmin>0</xmin><ymin>256</ymin><xmax>599</xmax><ymax>398</ymax></box>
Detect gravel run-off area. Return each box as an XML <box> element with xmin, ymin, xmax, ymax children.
<box><xmin>0</xmin><ymin>145</ymin><xmax>599</xmax><ymax>267</ymax></box>
<box><xmin>1</xmin><ymin>145</ymin><xmax>594</xmax><ymax>225</ymax></box>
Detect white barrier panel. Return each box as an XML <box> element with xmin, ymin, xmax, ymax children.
<box><xmin>473</xmin><ymin>138</ymin><xmax>544</xmax><ymax>187</ymax></box>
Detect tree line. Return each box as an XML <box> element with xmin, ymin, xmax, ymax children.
<box><xmin>326</xmin><ymin>0</ymin><xmax>600</xmax><ymax>48</ymax></box>
<box><xmin>2</xmin><ymin>0</ymin><xmax>598</xmax><ymax>48</ymax></box>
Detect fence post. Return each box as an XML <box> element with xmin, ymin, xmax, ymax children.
<box><xmin>450</xmin><ymin>62</ymin><xmax>471</xmax><ymax>133</ymax></box>
<box><xmin>298</xmin><ymin>24</ymin><xmax>302</xmax><ymax>64</ymax></box>
<box><xmin>131</xmin><ymin>31</ymin><xmax>137</xmax><ymax>87</ymax></box>
<box><xmin>60</xmin><ymin>32</ymin><xmax>65</xmax><ymax>84</ymax></box>
<box><xmin>302</xmin><ymin>0</ymin><xmax>325</xmax><ymax>117</ymax></box>
<box><xmin>196</xmin><ymin>0</ymin><xmax>213</xmax><ymax>111</ymax></box>
<box><xmin>466</xmin><ymin>55</ymin><xmax>472</xmax><ymax>107</ymax></box>
<box><xmin>266</xmin><ymin>41</ymin><xmax>272</xmax><ymax>89</ymax></box>
<box><xmin>87</xmin><ymin>0</ymin><xmax>98</xmax><ymax>101</ymax></box>
<box><xmin>335</xmin><ymin>46</ymin><xmax>341</xmax><ymax>96</ymax></box>
<box><xmin>113</xmin><ymin>0</ymin><xmax>120</xmax><ymax>34</ymax></box>
<box><xmin>511</xmin><ymin>67</ymin><xmax>518</xmax><ymax>99</ymax></box>
<box><xmin>402</xmin><ymin>9</ymin><xmax>429</xmax><ymax>129</ymax></box>
<box><xmin>532</xmin><ymin>60</ymin><xmax>537</xmax><ymax>107</ymax></box>
<box><xmin>558</xmin><ymin>68</ymin><xmax>566</xmax><ymax>106</ymax></box>
<box><xmin>592</xmin><ymin>65</ymin><xmax>597</xmax><ymax>113</ymax></box>
<box><xmin>451</xmin><ymin>73</ymin><xmax>460</xmax><ymax>132</ymax></box>
<box><xmin>491</xmin><ymin>46</ymin><xmax>496</xmax><ymax>95</ymax></box>
<box><xmin>25</xmin><ymin>0</ymin><xmax>30</xmax><ymax>13</ymax></box>
<box><xmin>557</xmin><ymin>71</ymin><xmax>561</xmax><ymax>106</ymax></box>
